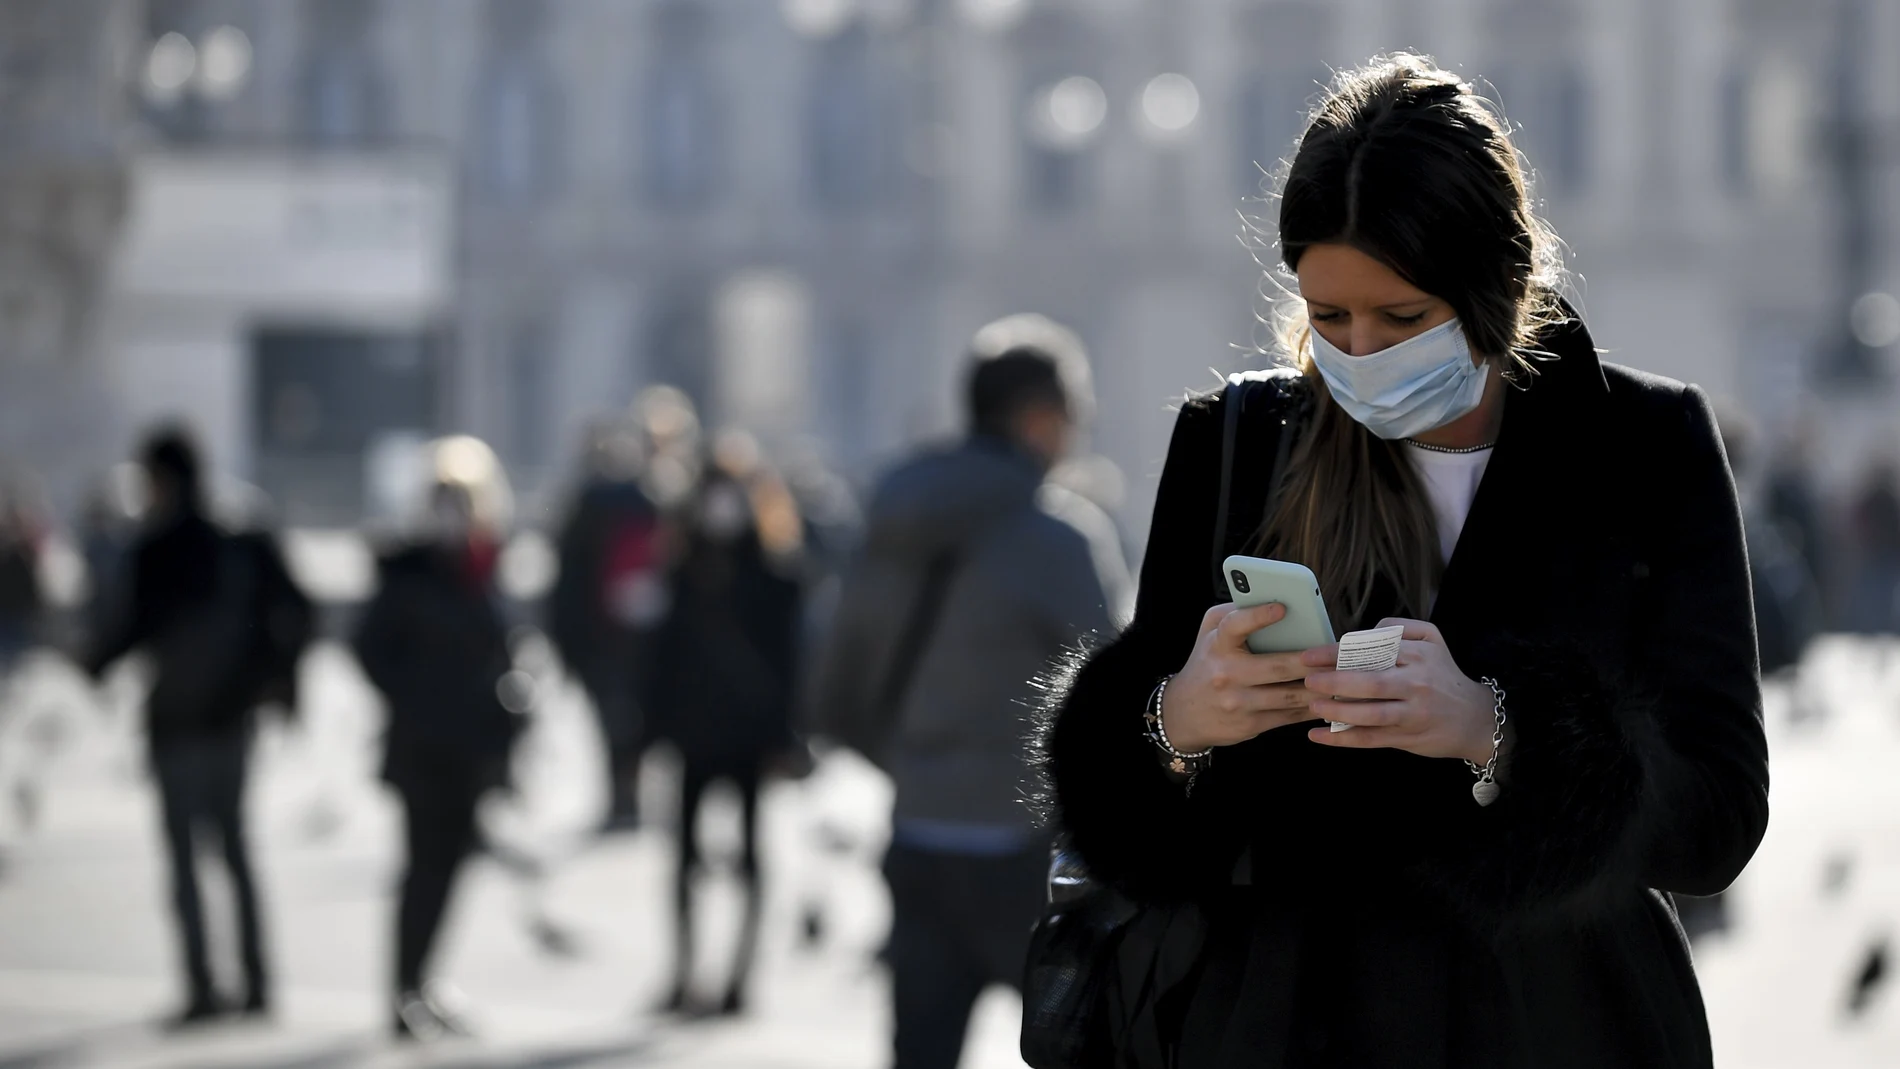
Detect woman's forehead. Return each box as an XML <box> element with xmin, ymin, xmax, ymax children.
<box><xmin>1296</xmin><ymin>244</ymin><xmax>1434</xmax><ymax>304</ymax></box>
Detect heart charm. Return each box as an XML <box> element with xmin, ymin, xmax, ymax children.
<box><xmin>1471</xmin><ymin>779</ymin><xmax>1500</xmax><ymax>807</ymax></box>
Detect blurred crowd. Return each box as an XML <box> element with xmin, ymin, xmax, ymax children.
<box><xmin>0</xmin><ymin>318</ymin><xmax>1894</xmax><ymax>1058</ymax></box>
<box><xmin>0</xmin><ymin>314</ymin><xmax>1131</xmax><ymax>1066</ymax></box>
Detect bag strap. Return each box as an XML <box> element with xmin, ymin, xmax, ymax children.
<box><xmin>1211</xmin><ymin>377</ymin><xmax>1244</xmax><ymax>596</ymax></box>
<box><xmin>1210</xmin><ymin>374</ymin><xmax>1308</xmax><ymax>598</ymax></box>
<box><xmin>872</xmin><ymin>550</ymin><xmax>966</xmax><ymax>721</ymax></box>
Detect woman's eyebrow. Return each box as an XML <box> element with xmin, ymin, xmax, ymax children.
<box><xmin>1376</xmin><ymin>298</ymin><xmax>1435</xmax><ymax>311</ymax></box>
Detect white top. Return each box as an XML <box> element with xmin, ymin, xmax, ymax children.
<box><xmin>1404</xmin><ymin>443</ymin><xmax>1493</xmax><ymax>565</ymax></box>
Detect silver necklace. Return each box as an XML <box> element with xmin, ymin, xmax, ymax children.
<box><xmin>1406</xmin><ymin>438</ymin><xmax>1496</xmax><ymax>455</ymax></box>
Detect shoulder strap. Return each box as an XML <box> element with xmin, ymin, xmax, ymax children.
<box><xmin>873</xmin><ymin>550</ymin><xmax>966</xmax><ymax>720</ymax></box>
<box><xmin>1211</xmin><ymin>377</ymin><xmax>1244</xmax><ymax>595</ymax></box>
<box><xmin>1210</xmin><ymin>373</ymin><xmax>1309</xmax><ymax>597</ymax></box>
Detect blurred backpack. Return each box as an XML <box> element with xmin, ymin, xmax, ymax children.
<box><xmin>147</xmin><ymin>530</ymin><xmax>312</xmax><ymax>733</ymax></box>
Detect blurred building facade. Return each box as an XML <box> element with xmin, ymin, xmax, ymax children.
<box><xmin>3</xmin><ymin>0</ymin><xmax>1899</xmax><ymax>535</ymax></box>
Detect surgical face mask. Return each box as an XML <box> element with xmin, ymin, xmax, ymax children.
<box><xmin>1306</xmin><ymin>318</ymin><xmax>1489</xmax><ymax>440</ymax></box>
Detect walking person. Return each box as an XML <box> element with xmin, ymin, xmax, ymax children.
<box><xmin>1844</xmin><ymin>459</ymin><xmax>1900</xmax><ymax>635</ymax></box>
<box><xmin>648</xmin><ymin>432</ymin><xmax>804</xmax><ymax>1017</ymax></box>
<box><xmin>1034</xmin><ymin>55</ymin><xmax>1766</xmax><ymax>1068</ymax></box>
<box><xmin>353</xmin><ymin>437</ymin><xmax>525</xmax><ymax>1040</ymax></box>
<box><xmin>549</xmin><ymin>419</ymin><xmax>666</xmax><ymax>830</ymax></box>
<box><xmin>85</xmin><ymin>428</ymin><xmax>311</xmax><ymax>1027</ymax></box>
<box><xmin>808</xmin><ymin>315</ymin><xmax>1131</xmax><ymax>1069</ymax></box>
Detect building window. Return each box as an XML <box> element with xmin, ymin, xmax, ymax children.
<box><xmin>642</xmin><ymin>295</ymin><xmax>713</xmax><ymax>411</ymax></box>
<box><xmin>138</xmin><ymin>1</ymin><xmax>256</xmax><ymax>143</ymax></box>
<box><xmin>504</xmin><ymin>320</ymin><xmax>553</xmax><ymax>468</ymax></box>
<box><xmin>641</xmin><ymin>3</ymin><xmax>721</xmax><ymax>211</ymax></box>
<box><xmin>1236</xmin><ymin>70</ymin><xmax>1321</xmax><ymax>196</ymax></box>
<box><xmin>296</xmin><ymin>0</ymin><xmax>389</xmax><ymax>146</ymax></box>
<box><xmin>471</xmin><ymin>3</ymin><xmax>563</xmax><ymax>202</ymax></box>
<box><xmin>1014</xmin><ymin>13</ymin><xmax>1106</xmax><ymax>217</ymax></box>
<box><xmin>806</xmin><ymin>24</ymin><xmax>885</xmax><ymax>212</ymax></box>
<box><xmin>1489</xmin><ymin>61</ymin><xmax>1590</xmax><ymax>196</ymax></box>
<box><xmin>1019</xmin><ymin>72</ymin><xmax>1106</xmax><ymax>214</ymax></box>
<box><xmin>1231</xmin><ymin>3</ymin><xmax>1333</xmax><ymax>198</ymax></box>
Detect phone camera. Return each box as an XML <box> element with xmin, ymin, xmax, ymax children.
<box><xmin>1230</xmin><ymin>569</ymin><xmax>1251</xmax><ymax>595</ymax></box>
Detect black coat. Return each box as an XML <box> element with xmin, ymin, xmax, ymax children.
<box><xmin>648</xmin><ymin>523</ymin><xmax>802</xmax><ymax>770</ymax></box>
<box><xmin>354</xmin><ymin>544</ymin><xmax>521</xmax><ymax>793</ymax></box>
<box><xmin>1041</xmin><ymin>317</ymin><xmax>1768</xmax><ymax>1069</ymax></box>
<box><xmin>87</xmin><ymin>511</ymin><xmax>311</xmax><ymax>745</ymax></box>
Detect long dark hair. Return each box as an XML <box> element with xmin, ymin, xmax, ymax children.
<box><xmin>1253</xmin><ymin>53</ymin><xmax>1569</xmax><ymax>624</ymax></box>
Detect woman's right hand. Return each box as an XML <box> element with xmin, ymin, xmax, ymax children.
<box><xmin>1159</xmin><ymin>602</ymin><xmax>1319</xmax><ymax>753</ymax></box>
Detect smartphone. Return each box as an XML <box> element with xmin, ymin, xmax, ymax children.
<box><xmin>1221</xmin><ymin>555</ymin><xmax>1336</xmax><ymax>654</ymax></box>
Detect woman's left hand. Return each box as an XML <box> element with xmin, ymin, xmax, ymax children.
<box><xmin>1299</xmin><ymin>618</ymin><xmax>1500</xmax><ymax>765</ymax></box>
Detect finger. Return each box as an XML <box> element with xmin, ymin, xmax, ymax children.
<box><xmin>1307</xmin><ymin>723</ymin><xmax>1406</xmax><ymax>748</ymax></box>
<box><xmin>1376</xmin><ymin>617</ymin><xmax>1443</xmax><ymax>645</ymax></box>
<box><xmin>1302</xmin><ymin>668</ymin><xmax>1408</xmax><ymax>701</ymax></box>
<box><xmin>1214</xmin><ymin>602</ymin><xmax>1288</xmax><ymax>649</ymax></box>
<box><xmin>1200</xmin><ymin>603</ymin><xmax>1237</xmax><ymax>637</ymax></box>
<box><xmin>1241</xmin><ymin>681</ymin><xmax>1315</xmax><ymax>715</ymax></box>
<box><xmin>1308</xmin><ymin>697</ymin><xmax>1410</xmax><ymax>729</ymax></box>
<box><xmin>1300</xmin><ymin>643</ymin><xmax>1340</xmax><ymax>669</ymax></box>
<box><xmin>1222</xmin><ymin>649</ymin><xmax>1310</xmax><ymax>687</ymax></box>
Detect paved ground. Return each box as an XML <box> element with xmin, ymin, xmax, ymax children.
<box><xmin>0</xmin><ymin>636</ymin><xmax>1895</xmax><ymax>1067</ymax></box>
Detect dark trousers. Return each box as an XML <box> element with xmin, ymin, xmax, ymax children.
<box><xmin>884</xmin><ymin>842</ymin><xmax>1048</xmax><ymax>1069</ymax></box>
<box><xmin>394</xmin><ymin>778</ymin><xmax>482</xmax><ymax>994</ymax></box>
<box><xmin>151</xmin><ymin>733</ymin><xmax>267</xmax><ymax>1008</ymax></box>
<box><xmin>671</xmin><ymin>760</ymin><xmax>763</xmax><ymax>999</ymax></box>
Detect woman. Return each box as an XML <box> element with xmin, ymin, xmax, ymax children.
<box><xmin>354</xmin><ymin>438</ymin><xmax>524</xmax><ymax>1040</ymax></box>
<box><xmin>648</xmin><ymin>432</ymin><xmax>804</xmax><ymax>1016</ymax></box>
<box><xmin>1041</xmin><ymin>55</ymin><xmax>1767</xmax><ymax>1068</ymax></box>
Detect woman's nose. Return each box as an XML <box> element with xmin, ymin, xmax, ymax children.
<box><xmin>1350</xmin><ymin>325</ymin><xmax>1387</xmax><ymax>357</ymax></box>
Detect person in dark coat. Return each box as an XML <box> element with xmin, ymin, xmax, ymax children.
<box><xmin>647</xmin><ymin>433</ymin><xmax>803</xmax><ymax>1017</ymax></box>
<box><xmin>1036</xmin><ymin>56</ymin><xmax>1767</xmax><ymax>1069</ymax></box>
<box><xmin>808</xmin><ymin>316</ymin><xmax>1129</xmax><ymax>1069</ymax></box>
<box><xmin>548</xmin><ymin>420</ymin><xmax>666</xmax><ymax>829</ymax></box>
<box><xmin>85</xmin><ymin>428</ymin><xmax>311</xmax><ymax>1027</ymax></box>
<box><xmin>0</xmin><ymin>486</ymin><xmax>40</xmax><ymax>677</ymax></box>
<box><xmin>353</xmin><ymin>447</ymin><xmax>523</xmax><ymax>1040</ymax></box>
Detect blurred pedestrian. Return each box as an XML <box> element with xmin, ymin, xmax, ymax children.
<box><xmin>1844</xmin><ymin>458</ymin><xmax>1900</xmax><ymax>634</ymax></box>
<box><xmin>1032</xmin><ymin>56</ymin><xmax>1764</xmax><ymax>1069</ymax></box>
<box><xmin>648</xmin><ymin>431</ymin><xmax>805</xmax><ymax>1017</ymax></box>
<box><xmin>1765</xmin><ymin>413</ymin><xmax>1833</xmax><ymax>615</ymax></box>
<box><xmin>76</xmin><ymin>464</ymin><xmax>144</xmax><ymax>653</ymax></box>
<box><xmin>352</xmin><ymin>436</ymin><xmax>526</xmax><ymax>1040</ymax></box>
<box><xmin>1718</xmin><ymin>409</ymin><xmax>1822</xmax><ymax>679</ymax></box>
<box><xmin>807</xmin><ymin>314</ymin><xmax>1129</xmax><ymax>1069</ymax></box>
<box><xmin>0</xmin><ymin>481</ymin><xmax>43</xmax><ymax>688</ymax></box>
<box><xmin>84</xmin><ymin>427</ymin><xmax>312</xmax><ymax>1027</ymax></box>
<box><xmin>549</xmin><ymin>419</ymin><xmax>666</xmax><ymax>830</ymax></box>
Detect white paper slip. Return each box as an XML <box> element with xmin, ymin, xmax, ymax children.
<box><xmin>1327</xmin><ymin>625</ymin><xmax>1406</xmax><ymax>731</ymax></box>
<box><xmin>1336</xmin><ymin>625</ymin><xmax>1405</xmax><ymax>672</ymax></box>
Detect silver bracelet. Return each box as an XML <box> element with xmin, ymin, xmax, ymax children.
<box><xmin>1142</xmin><ymin>674</ymin><xmax>1212</xmax><ymax>776</ymax></box>
<box><xmin>1464</xmin><ymin>676</ymin><xmax>1507</xmax><ymax>807</ymax></box>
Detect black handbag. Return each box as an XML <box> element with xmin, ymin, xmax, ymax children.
<box><xmin>1019</xmin><ymin>373</ymin><xmax>1307</xmax><ymax>1069</ymax></box>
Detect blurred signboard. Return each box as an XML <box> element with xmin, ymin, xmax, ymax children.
<box><xmin>111</xmin><ymin>151</ymin><xmax>451</xmax><ymax>315</ymax></box>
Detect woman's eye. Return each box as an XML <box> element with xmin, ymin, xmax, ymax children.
<box><xmin>1386</xmin><ymin>311</ymin><xmax>1426</xmax><ymax>326</ymax></box>
<box><xmin>1310</xmin><ymin>311</ymin><xmax>1345</xmax><ymax>323</ymax></box>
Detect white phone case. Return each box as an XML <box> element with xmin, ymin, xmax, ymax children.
<box><xmin>1221</xmin><ymin>555</ymin><xmax>1336</xmax><ymax>654</ymax></box>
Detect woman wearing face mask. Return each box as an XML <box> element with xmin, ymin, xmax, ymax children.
<box><xmin>1038</xmin><ymin>55</ymin><xmax>1766</xmax><ymax>1068</ymax></box>
<box><xmin>647</xmin><ymin>431</ymin><xmax>805</xmax><ymax>1016</ymax></box>
<box><xmin>354</xmin><ymin>438</ymin><xmax>524</xmax><ymax>1040</ymax></box>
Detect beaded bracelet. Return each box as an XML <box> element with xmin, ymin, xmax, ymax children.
<box><xmin>1142</xmin><ymin>674</ymin><xmax>1213</xmax><ymax>779</ymax></box>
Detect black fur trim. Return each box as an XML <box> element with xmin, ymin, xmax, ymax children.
<box><xmin>1029</xmin><ymin>624</ymin><xmax>1246</xmax><ymax>903</ymax></box>
<box><xmin>1413</xmin><ymin>636</ymin><xmax>1658</xmax><ymax>930</ymax></box>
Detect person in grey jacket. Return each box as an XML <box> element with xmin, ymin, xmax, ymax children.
<box><xmin>807</xmin><ymin>314</ymin><xmax>1130</xmax><ymax>1069</ymax></box>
